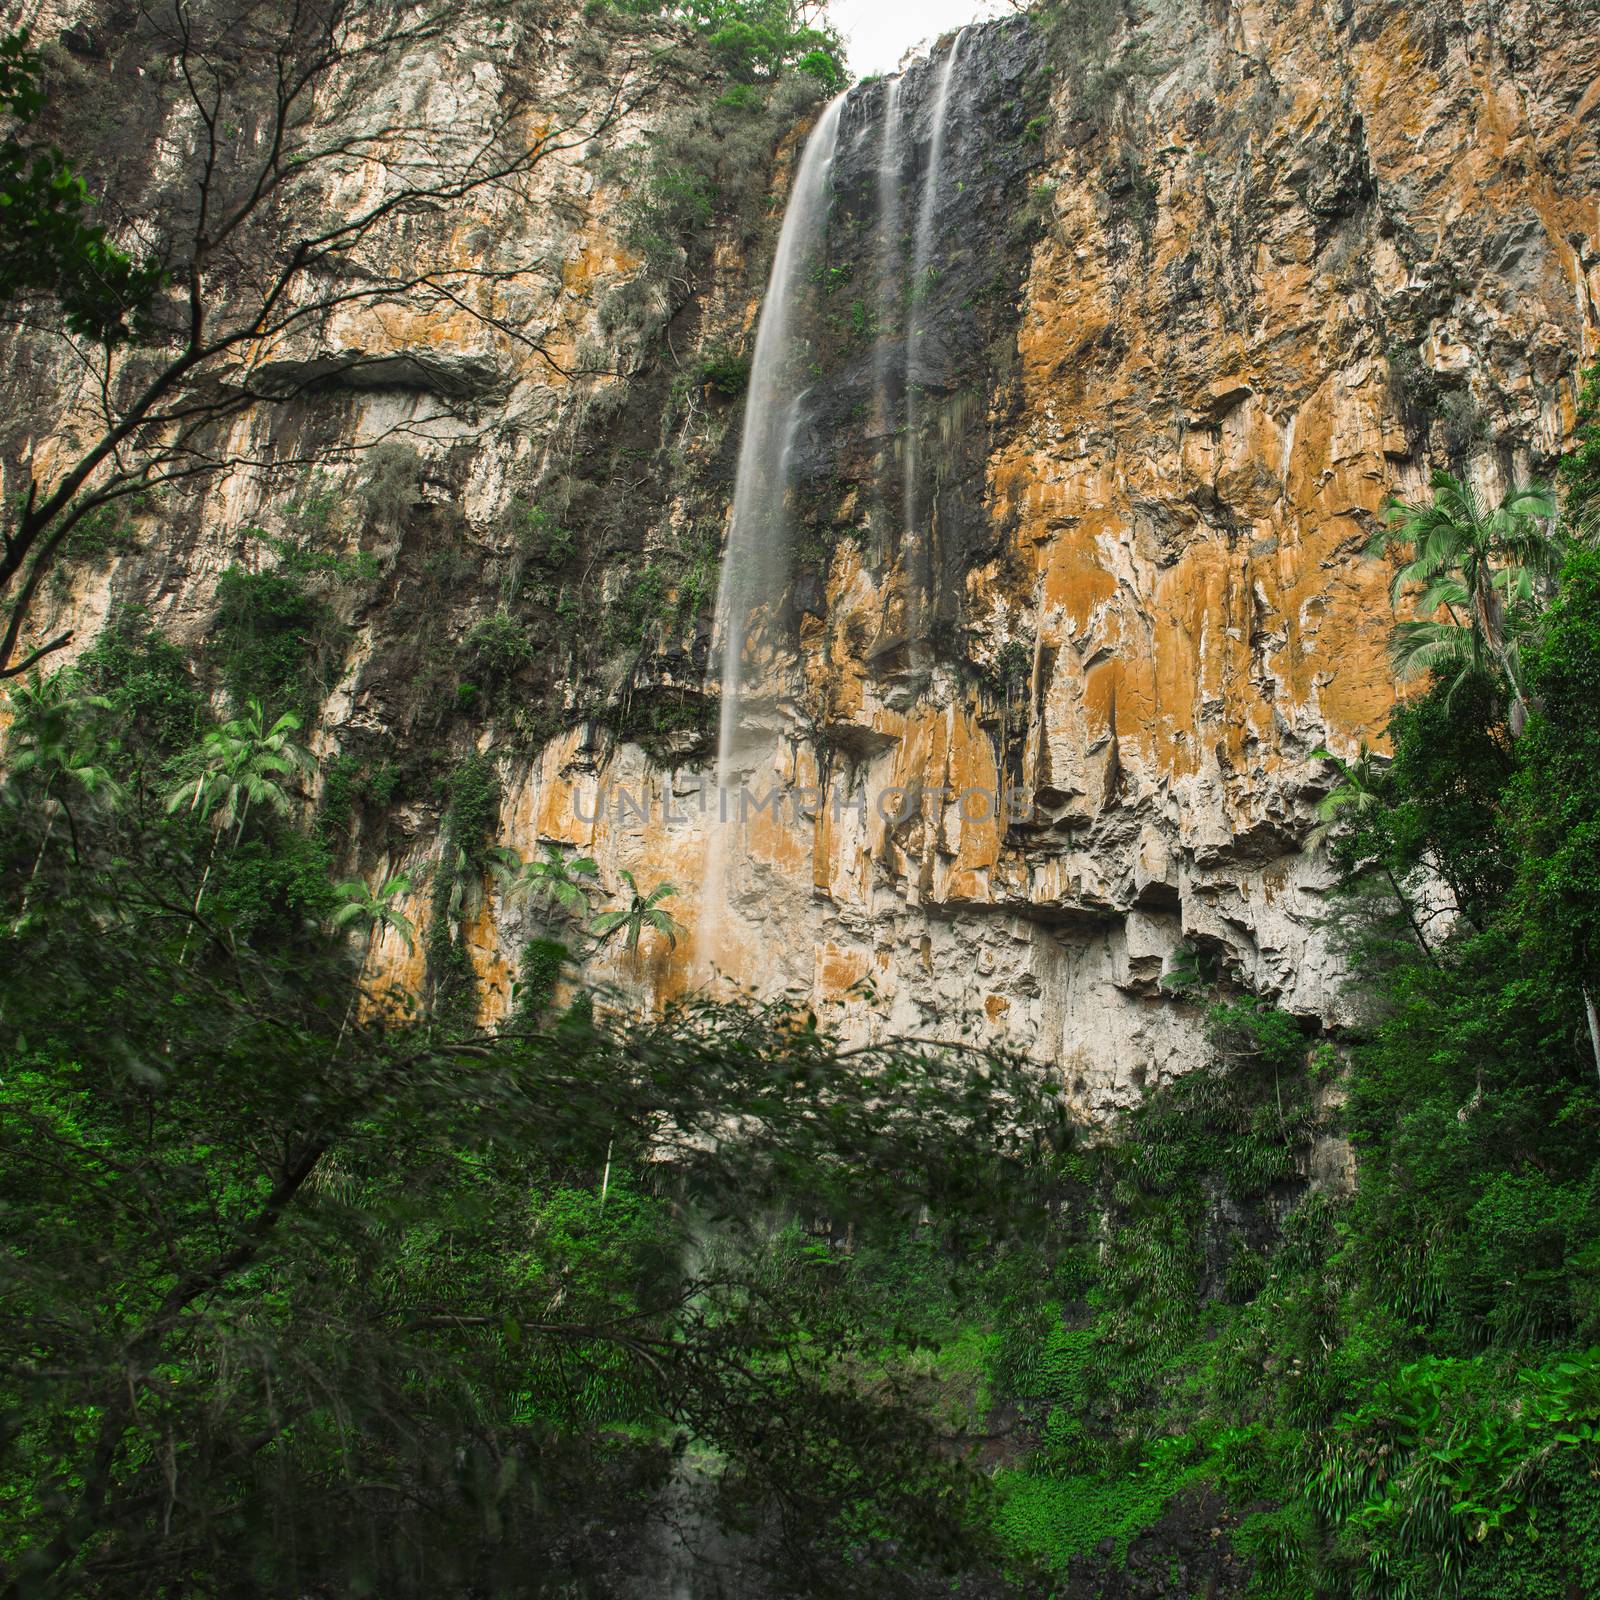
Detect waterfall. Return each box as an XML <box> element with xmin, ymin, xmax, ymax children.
<box><xmin>699</xmin><ymin>94</ymin><xmax>846</xmax><ymax>974</ymax></box>
<box><xmin>697</xmin><ymin>31</ymin><xmax>981</xmax><ymax>984</ymax></box>
<box><xmin>872</xmin><ymin>75</ymin><xmax>905</xmax><ymax>550</ymax></box>
<box><xmin>902</xmin><ymin>28</ymin><xmax>969</xmax><ymax>656</ymax></box>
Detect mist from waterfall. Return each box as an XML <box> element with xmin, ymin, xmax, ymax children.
<box><xmin>698</xmin><ymin>35</ymin><xmax>975</xmax><ymax>982</ymax></box>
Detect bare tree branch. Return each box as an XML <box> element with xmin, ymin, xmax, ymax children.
<box><xmin>0</xmin><ymin>0</ymin><xmax>670</xmax><ymax>674</ymax></box>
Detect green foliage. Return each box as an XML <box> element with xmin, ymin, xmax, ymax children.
<box><xmin>210</xmin><ymin>565</ymin><xmax>331</xmax><ymax>715</ymax></box>
<box><xmin>686</xmin><ymin>345</ymin><xmax>752</xmax><ymax>396</ymax></box>
<box><xmin>7</xmin><ymin>465</ymin><xmax>1600</xmax><ymax>1596</ymax></box>
<box><xmin>1384</xmin><ymin>676</ymin><xmax>1515</xmax><ymax>929</ymax></box>
<box><xmin>994</xmin><ymin>1448</ymin><xmax>1206</xmax><ymax>1569</ymax></box>
<box><xmin>604</xmin><ymin>0</ymin><xmax>841</xmax><ymax>292</ymax></box>
<box><xmin>1034</xmin><ymin>0</ymin><xmax>1140</xmax><ymax>133</ymax></box>
<box><xmin>60</xmin><ymin>496</ymin><xmax>144</xmax><ymax>566</ymax></box>
<box><xmin>1366</xmin><ymin>471</ymin><xmax>1559</xmax><ymax>726</ymax></box>
<box><xmin>463</xmin><ymin>609</ymin><xmax>536</xmax><ymax>682</ymax></box>
<box><xmin>495</xmin><ymin>844</ymin><xmax>599</xmax><ymax>930</ymax></box>
<box><xmin>717</xmin><ymin>80</ymin><xmax>764</xmax><ymax>112</ymax></box>
<box><xmin>166</xmin><ymin>699</ymin><xmax>313</xmax><ymax>833</ymax></box>
<box><xmin>1311</xmin><ymin>1351</ymin><xmax>1600</xmax><ymax>1596</ymax></box>
<box><xmin>977</xmin><ymin>479</ymin><xmax>1600</xmax><ymax>1583</ymax></box>
<box><xmin>317</xmin><ymin>751</ymin><xmax>400</xmax><ymax>837</ymax></box>
<box><xmin>213</xmin><ymin>827</ymin><xmax>338</xmax><ymax>943</ymax></box>
<box><xmin>332</xmin><ymin>872</ymin><xmax>415</xmax><ymax>952</ymax></box>
<box><xmin>1</xmin><ymin>654</ymin><xmax>1072</xmax><ymax>1595</ymax></box>
<box><xmin>515</xmin><ymin>935</ymin><xmax>569</xmax><ymax>1022</ymax></box>
<box><xmin>1514</xmin><ymin>547</ymin><xmax>1600</xmax><ymax>990</ymax></box>
<box><xmin>73</xmin><ymin>613</ymin><xmax>200</xmax><ymax>758</ymax></box>
<box><xmin>608</xmin><ymin>0</ymin><xmax>846</xmax><ymax>88</ymax></box>
<box><xmin>618</xmin><ymin>143</ymin><xmax>719</xmax><ymax>277</ymax></box>
<box><xmin>605</xmin><ymin>688</ymin><xmax>718</xmax><ymax>761</ymax></box>
<box><xmin>254</xmin><ymin>530</ymin><xmax>380</xmax><ymax>585</ymax></box>
<box><xmin>513</xmin><ymin>499</ymin><xmax>576</xmax><ymax>569</ymax></box>
<box><xmin>1559</xmin><ymin>360</ymin><xmax>1600</xmax><ymax>524</ymax></box>
<box><xmin>0</xmin><ymin>30</ymin><xmax>161</xmax><ymax>342</ymax></box>
<box><xmin>590</xmin><ymin>869</ymin><xmax>682</xmax><ymax>960</ymax></box>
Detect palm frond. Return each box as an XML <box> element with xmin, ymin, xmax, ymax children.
<box><xmin>1389</xmin><ymin>619</ymin><xmax>1476</xmax><ymax>683</ymax></box>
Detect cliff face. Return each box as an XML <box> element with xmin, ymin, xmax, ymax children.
<box><xmin>7</xmin><ymin>0</ymin><xmax>1599</xmax><ymax>1115</ymax></box>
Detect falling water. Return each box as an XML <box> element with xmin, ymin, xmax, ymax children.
<box><xmin>698</xmin><ymin>33</ymin><xmax>981</xmax><ymax>984</ymax></box>
<box><xmin>872</xmin><ymin>76</ymin><xmax>905</xmax><ymax>516</ymax></box>
<box><xmin>699</xmin><ymin>94</ymin><xmax>846</xmax><ymax>973</ymax></box>
<box><xmin>902</xmin><ymin>28</ymin><xmax>969</xmax><ymax>654</ymax></box>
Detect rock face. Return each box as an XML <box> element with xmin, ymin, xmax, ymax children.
<box><xmin>6</xmin><ymin>0</ymin><xmax>1598</xmax><ymax>1117</ymax></box>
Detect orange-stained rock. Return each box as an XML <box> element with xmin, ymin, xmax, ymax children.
<box><xmin>9</xmin><ymin>0</ymin><xmax>1598</xmax><ymax>1120</ymax></box>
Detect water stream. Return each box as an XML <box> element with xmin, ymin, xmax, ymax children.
<box><xmin>697</xmin><ymin>29</ymin><xmax>985</xmax><ymax>982</ymax></box>
<box><xmin>699</xmin><ymin>92</ymin><xmax>847</xmax><ymax>973</ymax></box>
<box><xmin>902</xmin><ymin>28</ymin><xmax>969</xmax><ymax>661</ymax></box>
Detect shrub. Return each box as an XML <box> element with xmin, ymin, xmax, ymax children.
<box><xmin>463</xmin><ymin>611</ymin><xmax>536</xmax><ymax>680</ymax></box>
<box><xmin>63</xmin><ymin>497</ymin><xmax>144</xmax><ymax>565</ymax></box>
<box><xmin>75</xmin><ymin>613</ymin><xmax>200</xmax><ymax>756</ymax></box>
<box><xmin>687</xmin><ymin>347</ymin><xmax>752</xmax><ymax>397</ymax></box>
<box><xmin>211</xmin><ymin>566</ymin><xmax>328</xmax><ymax>713</ymax></box>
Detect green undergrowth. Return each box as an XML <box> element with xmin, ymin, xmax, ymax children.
<box><xmin>959</xmin><ymin>534</ymin><xmax>1600</xmax><ymax>1592</ymax></box>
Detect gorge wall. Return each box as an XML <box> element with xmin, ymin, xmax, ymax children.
<box><xmin>6</xmin><ymin>0</ymin><xmax>1599</xmax><ymax>1117</ymax></box>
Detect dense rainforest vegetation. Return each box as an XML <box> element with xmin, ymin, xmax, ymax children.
<box><xmin>10</xmin><ymin>445</ymin><xmax>1600</xmax><ymax>1600</ymax></box>
<box><xmin>5</xmin><ymin>4</ymin><xmax>1600</xmax><ymax>1597</ymax></box>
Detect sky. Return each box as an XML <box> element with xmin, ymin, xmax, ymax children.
<box><xmin>825</xmin><ymin>0</ymin><xmax>1017</xmax><ymax>78</ymax></box>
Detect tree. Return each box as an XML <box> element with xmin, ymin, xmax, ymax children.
<box><xmin>1310</xmin><ymin>743</ymin><xmax>1437</xmax><ymax>967</ymax></box>
<box><xmin>613</xmin><ymin>0</ymin><xmax>846</xmax><ymax>86</ymax></box>
<box><xmin>1368</xmin><ymin>471</ymin><xmax>1559</xmax><ymax>736</ymax></box>
<box><xmin>1368</xmin><ymin>467</ymin><xmax>1598</xmax><ymax>1069</ymax></box>
<box><xmin>492</xmin><ymin>842</ymin><xmax>600</xmax><ymax>926</ymax></box>
<box><xmin>492</xmin><ymin>845</ymin><xmax>599</xmax><ymax>1020</ymax></box>
<box><xmin>2</xmin><ymin>673</ymin><xmax>123</xmax><ymax>915</ymax></box>
<box><xmin>0</xmin><ymin>2</ymin><xmax>664</xmax><ymax>678</ymax></box>
<box><xmin>591</xmin><ymin>869</ymin><xmax>684</xmax><ymax>962</ymax></box>
<box><xmin>168</xmin><ymin>699</ymin><xmax>312</xmax><ymax>841</ymax></box>
<box><xmin>1560</xmin><ymin>359</ymin><xmax>1600</xmax><ymax>529</ymax></box>
<box><xmin>1513</xmin><ymin>549</ymin><xmax>1600</xmax><ymax>1082</ymax></box>
<box><xmin>165</xmin><ymin>699</ymin><xmax>313</xmax><ymax>946</ymax></box>
<box><xmin>0</xmin><ymin>31</ymin><xmax>161</xmax><ymax>343</ymax></box>
<box><xmin>331</xmin><ymin>872</ymin><xmax>415</xmax><ymax>1044</ymax></box>
<box><xmin>0</xmin><ymin>713</ymin><xmax>1070</xmax><ymax>1596</ymax></box>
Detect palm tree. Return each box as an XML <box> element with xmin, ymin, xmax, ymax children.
<box><xmin>331</xmin><ymin>873</ymin><xmax>415</xmax><ymax>1045</ymax></box>
<box><xmin>1369</xmin><ymin>472</ymin><xmax>1559</xmax><ymax>736</ymax></box>
<box><xmin>590</xmin><ymin>870</ymin><xmax>683</xmax><ymax>964</ymax></box>
<box><xmin>165</xmin><ymin>700</ymin><xmax>313</xmax><ymax>949</ymax></box>
<box><xmin>169</xmin><ymin>699</ymin><xmax>313</xmax><ymax>838</ymax></box>
<box><xmin>491</xmin><ymin>843</ymin><xmax>600</xmax><ymax>927</ymax></box>
<box><xmin>1310</xmin><ymin>745</ymin><xmax>1438</xmax><ymax>968</ymax></box>
<box><xmin>4</xmin><ymin>672</ymin><xmax>123</xmax><ymax>920</ymax></box>
<box><xmin>1369</xmin><ymin>476</ymin><xmax>1600</xmax><ymax>1068</ymax></box>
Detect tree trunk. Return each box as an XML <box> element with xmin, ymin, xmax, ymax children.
<box><xmin>336</xmin><ymin>929</ymin><xmax>375</xmax><ymax>1050</ymax></box>
<box><xmin>1479</xmin><ymin>578</ymin><xmax>1531</xmax><ymax>738</ymax></box>
<box><xmin>15</xmin><ymin>791</ymin><xmax>58</xmax><ymax>922</ymax></box>
<box><xmin>1584</xmin><ymin>985</ymin><xmax>1600</xmax><ymax>1088</ymax></box>
<box><xmin>1385</xmin><ymin>867</ymin><xmax>1440</xmax><ymax>969</ymax></box>
<box><xmin>178</xmin><ymin>829</ymin><xmax>223</xmax><ymax>963</ymax></box>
